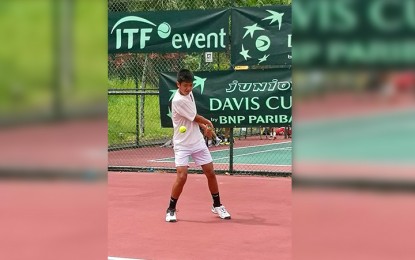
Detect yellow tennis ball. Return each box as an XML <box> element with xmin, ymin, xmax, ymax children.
<box><xmin>179</xmin><ymin>126</ymin><xmax>187</xmax><ymax>133</ymax></box>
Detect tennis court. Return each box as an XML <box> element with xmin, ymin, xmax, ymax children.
<box><xmin>108</xmin><ymin>135</ymin><xmax>292</xmax><ymax>260</ymax></box>
<box><xmin>108</xmin><ymin>172</ymin><xmax>291</xmax><ymax>260</ymax></box>
<box><xmin>296</xmin><ymin>107</ymin><xmax>415</xmax><ymax>179</ymax></box>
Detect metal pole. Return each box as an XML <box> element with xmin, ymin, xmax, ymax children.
<box><xmin>52</xmin><ymin>0</ymin><xmax>72</xmax><ymax>120</ymax></box>
<box><xmin>140</xmin><ymin>55</ymin><xmax>149</xmax><ymax>136</ymax></box>
<box><xmin>229</xmin><ymin>127</ymin><xmax>234</xmax><ymax>174</ymax></box>
<box><xmin>135</xmin><ymin>54</ymin><xmax>140</xmax><ymax>147</ymax></box>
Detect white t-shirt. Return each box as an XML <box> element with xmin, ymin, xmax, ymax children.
<box><xmin>172</xmin><ymin>91</ymin><xmax>204</xmax><ymax>149</ymax></box>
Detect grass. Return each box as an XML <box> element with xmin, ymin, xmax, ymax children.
<box><xmin>108</xmin><ymin>80</ymin><xmax>173</xmax><ymax>146</ymax></box>
<box><xmin>0</xmin><ymin>0</ymin><xmax>106</xmax><ymax>118</ymax></box>
<box><xmin>0</xmin><ymin>1</ymin><xmax>52</xmax><ymax>115</ymax></box>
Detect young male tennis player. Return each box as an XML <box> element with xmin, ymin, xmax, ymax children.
<box><xmin>165</xmin><ymin>69</ymin><xmax>231</xmax><ymax>222</ymax></box>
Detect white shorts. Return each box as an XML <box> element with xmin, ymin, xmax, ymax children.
<box><xmin>174</xmin><ymin>140</ymin><xmax>213</xmax><ymax>167</ymax></box>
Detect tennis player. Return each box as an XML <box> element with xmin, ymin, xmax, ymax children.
<box><xmin>165</xmin><ymin>69</ymin><xmax>231</xmax><ymax>222</ymax></box>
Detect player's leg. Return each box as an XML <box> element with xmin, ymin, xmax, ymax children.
<box><xmin>193</xmin><ymin>142</ymin><xmax>231</xmax><ymax>219</ymax></box>
<box><xmin>166</xmin><ymin>148</ymin><xmax>190</xmax><ymax>222</ymax></box>
<box><xmin>201</xmin><ymin>162</ymin><xmax>231</xmax><ymax>219</ymax></box>
<box><xmin>171</xmin><ymin>166</ymin><xmax>188</xmax><ymax>199</ymax></box>
<box><xmin>166</xmin><ymin>166</ymin><xmax>188</xmax><ymax>222</ymax></box>
<box><xmin>201</xmin><ymin>162</ymin><xmax>219</xmax><ymax>195</ymax></box>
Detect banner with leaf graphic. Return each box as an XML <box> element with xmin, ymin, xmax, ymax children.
<box><xmin>231</xmin><ymin>6</ymin><xmax>292</xmax><ymax>66</ymax></box>
<box><xmin>159</xmin><ymin>69</ymin><xmax>292</xmax><ymax>128</ymax></box>
<box><xmin>109</xmin><ymin>9</ymin><xmax>229</xmax><ymax>53</ymax></box>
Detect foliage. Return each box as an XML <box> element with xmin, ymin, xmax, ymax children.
<box><xmin>108</xmin><ymin>0</ymin><xmax>291</xmax><ymax>12</ymax></box>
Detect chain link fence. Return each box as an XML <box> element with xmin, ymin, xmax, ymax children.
<box><xmin>108</xmin><ymin>0</ymin><xmax>292</xmax><ymax>176</ymax></box>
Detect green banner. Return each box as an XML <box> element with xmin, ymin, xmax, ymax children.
<box><xmin>108</xmin><ymin>9</ymin><xmax>229</xmax><ymax>53</ymax></box>
<box><xmin>294</xmin><ymin>0</ymin><xmax>415</xmax><ymax>68</ymax></box>
<box><xmin>159</xmin><ymin>69</ymin><xmax>292</xmax><ymax>128</ymax></box>
<box><xmin>231</xmin><ymin>6</ymin><xmax>292</xmax><ymax>66</ymax></box>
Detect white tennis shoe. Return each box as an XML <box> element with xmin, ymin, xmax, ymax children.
<box><xmin>165</xmin><ymin>208</ymin><xmax>177</xmax><ymax>222</ymax></box>
<box><xmin>212</xmin><ymin>205</ymin><xmax>231</xmax><ymax>219</ymax></box>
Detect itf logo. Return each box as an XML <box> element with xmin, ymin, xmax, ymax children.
<box><xmin>236</xmin><ymin>9</ymin><xmax>291</xmax><ymax>65</ymax></box>
<box><xmin>111</xmin><ymin>16</ymin><xmax>171</xmax><ymax>50</ymax></box>
<box><xmin>239</xmin><ymin>10</ymin><xmax>284</xmax><ymax>64</ymax></box>
<box><xmin>110</xmin><ymin>12</ymin><xmax>228</xmax><ymax>52</ymax></box>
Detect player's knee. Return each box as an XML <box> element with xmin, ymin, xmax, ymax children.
<box><xmin>177</xmin><ymin>174</ymin><xmax>187</xmax><ymax>184</ymax></box>
<box><xmin>204</xmin><ymin>169</ymin><xmax>215</xmax><ymax>179</ymax></box>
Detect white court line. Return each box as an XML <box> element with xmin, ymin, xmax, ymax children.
<box><xmin>213</xmin><ymin>147</ymin><xmax>292</xmax><ymax>161</ymax></box>
<box><xmin>230</xmin><ymin>141</ymin><xmax>292</xmax><ymax>150</ymax></box>
<box><xmin>108</xmin><ymin>257</ymin><xmax>144</xmax><ymax>260</ymax></box>
<box><xmin>297</xmin><ymin>107</ymin><xmax>415</xmax><ymax>126</ymax></box>
<box><xmin>146</xmin><ymin>161</ymin><xmax>292</xmax><ymax>168</ymax></box>
<box><xmin>150</xmin><ymin>141</ymin><xmax>292</xmax><ymax>162</ymax></box>
<box><xmin>152</xmin><ymin>148</ymin><xmax>292</xmax><ymax>163</ymax></box>
<box><xmin>216</xmin><ymin>162</ymin><xmax>291</xmax><ymax>167</ymax></box>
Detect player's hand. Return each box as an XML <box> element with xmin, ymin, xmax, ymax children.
<box><xmin>206</xmin><ymin>120</ymin><xmax>214</xmax><ymax>129</ymax></box>
<box><xmin>204</xmin><ymin>125</ymin><xmax>214</xmax><ymax>138</ymax></box>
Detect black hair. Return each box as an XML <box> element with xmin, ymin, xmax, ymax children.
<box><xmin>177</xmin><ymin>69</ymin><xmax>194</xmax><ymax>83</ymax></box>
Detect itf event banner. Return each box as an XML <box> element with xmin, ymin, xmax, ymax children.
<box><xmin>231</xmin><ymin>6</ymin><xmax>292</xmax><ymax>66</ymax></box>
<box><xmin>159</xmin><ymin>69</ymin><xmax>292</xmax><ymax>128</ymax></box>
<box><xmin>108</xmin><ymin>9</ymin><xmax>230</xmax><ymax>53</ymax></box>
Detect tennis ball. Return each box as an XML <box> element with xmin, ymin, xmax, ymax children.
<box><xmin>157</xmin><ymin>22</ymin><xmax>171</xmax><ymax>39</ymax></box>
<box><xmin>255</xmin><ymin>35</ymin><xmax>271</xmax><ymax>52</ymax></box>
<box><xmin>179</xmin><ymin>126</ymin><xmax>187</xmax><ymax>133</ymax></box>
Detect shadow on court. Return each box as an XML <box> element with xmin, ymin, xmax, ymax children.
<box><xmin>179</xmin><ymin>213</ymin><xmax>280</xmax><ymax>227</ymax></box>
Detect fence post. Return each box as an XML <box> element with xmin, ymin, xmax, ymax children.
<box><xmin>229</xmin><ymin>127</ymin><xmax>234</xmax><ymax>174</ymax></box>
<box><xmin>135</xmin><ymin>54</ymin><xmax>140</xmax><ymax>147</ymax></box>
<box><xmin>140</xmin><ymin>54</ymin><xmax>149</xmax><ymax>137</ymax></box>
<box><xmin>52</xmin><ymin>0</ymin><xmax>72</xmax><ymax>120</ymax></box>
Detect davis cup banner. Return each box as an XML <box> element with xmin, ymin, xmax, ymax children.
<box><xmin>231</xmin><ymin>6</ymin><xmax>292</xmax><ymax>66</ymax></box>
<box><xmin>159</xmin><ymin>69</ymin><xmax>292</xmax><ymax>127</ymax></box>
<box><xmin>108</xmin><ymin>9</ymin><xmax>230</xmax><ymax>53</ymax></box>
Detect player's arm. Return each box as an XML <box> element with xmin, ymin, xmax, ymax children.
<box><xmin>197</xmin><ymin>122</ymin><xmax>208</xmax><ymax>132</ymax></box>
<box><xmin>194</xmin><ymin>114</ymin><xmax>215</xmax><ymax>138</ymax></box>
<box><xmin>175</xmin><ymin>100</ymin><xmax>211</xmax><ymax>128</ymax></box>
<box><xmin>194</xmin><ymin>114</ymin><xmax>213</xmax><ymax>128</ymax></box>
